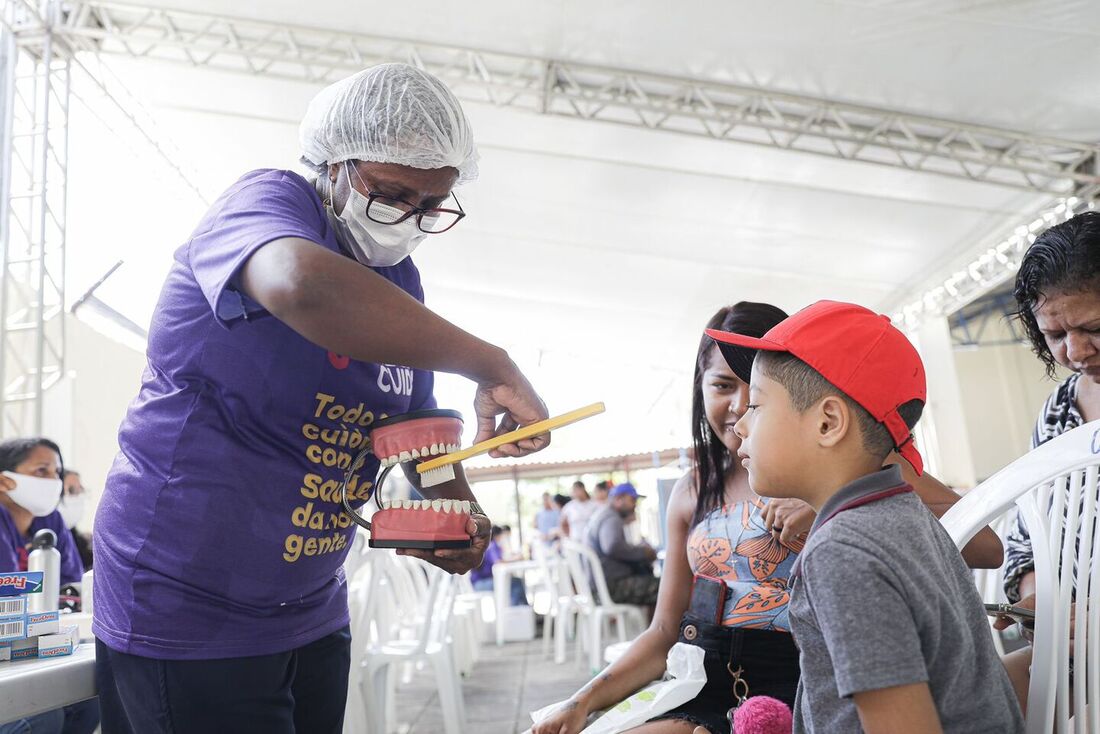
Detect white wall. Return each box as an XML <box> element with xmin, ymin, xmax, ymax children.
<box><xmin>953</xmin><ymin>317</ymin><xmax>1066</xmax><ymax>482</ymax></box>
<box><xmin>58</xmin><ymin>315</ymin><xmax>147</xmax><ymax>532</ymax></box>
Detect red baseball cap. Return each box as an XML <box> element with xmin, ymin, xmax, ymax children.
<box><xmin>705</xmin><ymin>300</ymin><xmax>927</xmax><ymax>475</ymax></box>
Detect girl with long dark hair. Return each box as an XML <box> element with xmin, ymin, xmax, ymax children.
<box><xmin>533</xmin><ymin>302</ymin><xmax>1002</xmax><ymax>734</ymax></box>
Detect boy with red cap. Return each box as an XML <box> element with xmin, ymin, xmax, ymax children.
<box><xmin>708</xmin><ymin>301</ymin><xmax>1022</xmax><ymax>734</ymax></box>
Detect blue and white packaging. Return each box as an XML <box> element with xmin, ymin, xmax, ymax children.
<box><xmin>10</xmin><ymin>636</ymin><xmax>37</xmax><ymax>660</ymax></box>
<box><xmin>0</xmin><ymin>572</ymin><xmax>42</xmax><ymax>597</ymax></box>
<box><xmin>38</xmin><ymin>626</ymin><xmax>77</xmax><ymax>658</ymax></box>
<box><xmin>0</xmin><ymin>597</ymin><xmax>26</xmax><ymax>619</ymax></box>
<box><xmin>25</xmin><ymin>610</ymin><xmax>58</xmax><ymax>637</ymax></box>
<box><xmin>0</xmin><ymin>613</ymin><xmax>25</xmax><ymax>642</ymax></box>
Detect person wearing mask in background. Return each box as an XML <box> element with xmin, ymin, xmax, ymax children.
<box><xmin>60</xmin><ymin>470</ymin><xmax>93</xmax><ymax>571</ymax></box>
<box><xmin>592</xmin><ymin>480</ymin><xmax>612</xmax><ymax>506</ymax></box>
<box><xmin>560</xmin><ymin>480</ymin><xmax>596</xmax><ymax>541</ymax></box>
<box><xmin>534</xmin><ymin>492</ymin><xmax>562</xmax><ymax>545</ymax></box>
<box><xmin>92</xmin><ymin>62</ymin><xmax>549</xmax><ymax>733</ymax></box>
<box><xmin>585</xmin><ymin>483</ymin><xmax>659</xmax><ymax>608</ymax></box>
<box><xmin>0</xmin><ymin>439</ymin><xmax>99</xmax><ymax>734</ymax></box>
<box><xmin>470</xmin><ymin>526</ymin><xmax>528</xmax><ymax>606</ymax></box>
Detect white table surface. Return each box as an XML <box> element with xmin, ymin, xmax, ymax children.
<box><xmin>0</xmin><ymin>642</ymin><xmax>96</xmax><ymax>723</ymax></box>
<box><xmin>493</xmin><ymin>559</ymin><xmax>541</xmax><ymax>645</ymax></box>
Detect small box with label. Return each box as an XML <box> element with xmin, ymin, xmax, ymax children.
<box><xmin>38</xmin><ymin>626</ymin><xmax>77</xmax><ymax>658</ymax></box>
<box><xmin>25</xmin><ymin>610</ymin><xmax>58</xmax><ymax>637</ymax></box>
<box><xmin>0</xmin><ymin>613</ymin><xmax>25</xmax><ymax>643</ymax></box>
<box><xmin>10</xmin><ymin>636</ymin><xmax>38</xmax><ymax>660</ymax></box>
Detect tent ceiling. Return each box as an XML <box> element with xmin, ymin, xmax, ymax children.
<box><xmin>58</xmin><ymin>0</ymin><xmax>1100</xmax><ymax>456</ymax></box>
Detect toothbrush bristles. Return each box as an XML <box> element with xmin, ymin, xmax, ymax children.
<box><xmin>419</xmin><ymin>464</ymin><xmax>457</xmax><ymax>488</ymax></box>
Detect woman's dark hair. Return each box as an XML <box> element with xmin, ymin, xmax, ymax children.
<box><xmin>1014</xmin><ymin>211</ymin><xmax>1100</xmax><ymax>377</ymax></box>
<box><xmin>691</xmin><ymin>302</ymin><xmax>788</xmax><ymax>526</ymax></box>
<box><xmin>0</xmin><ymin>437</ymin><xmax>64</xmax><ymax>477</ymax></box>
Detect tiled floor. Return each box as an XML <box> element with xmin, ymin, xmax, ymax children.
<box><xmin>392</xmin><ymin>637</ymin><xmax>593</xmax><ymax>734</ymax></box>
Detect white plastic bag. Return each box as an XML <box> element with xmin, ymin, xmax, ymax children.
<box><xmin>527</xmin><ymin>642</ymin><xmax>707</xmax><ymax>734</ymax></box>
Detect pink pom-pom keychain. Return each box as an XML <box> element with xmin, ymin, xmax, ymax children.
<box><xmin>728</xmin><ymin>695</ymin><xmax>792</xmax><ymax>734</ymax></box>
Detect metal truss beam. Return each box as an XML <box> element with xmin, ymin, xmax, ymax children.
<box><xmin>948</xmin><ymin>289</ymin><xmax>1026</xmax><ymax>349</ymax></box>
<box><xmin>892</xmin><ymin>182</ymin><xmax>1100</xmax><ymax>330</ymax></box>
<box><xmin>0</xmin><ymin>0</ymin><xmax>69</xmax><ymax>437</ymax></box>
<box><xmin>56</xmin><ymin>1</ymin><xmax>1100</xmax><ymax>195</ymax></box>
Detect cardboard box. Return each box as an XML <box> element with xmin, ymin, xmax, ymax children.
<box><xmin>25</xmin><ymin>610</ymin><xmax>58</xmax><ymax>637</ymax></box>
<box><xmin>0</xmin><ymin>597</ymin><xmax>26</xmax><ymax>618</ymax></box>
<box><xmin>0</xmin><ymin>615</ymin><xmax>25</xmax><ymax>643</ymax></box>
<box><xmin>10</xmin><ymin>636</ymin><xmax>37</xmax><ymax>660</ymax></box>
<box><xmin>38</xmin><ymin>626</ymin><xmax>77</xmax><ymax>658</ymax></box>
<box><xmin>0</xmin><ymin>572</ymin><xmax>42</xmax><ymax>597</ymax></box>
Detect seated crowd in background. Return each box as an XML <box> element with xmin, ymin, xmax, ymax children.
<box><xmin>584</xmin><ymin>483</ymin><xmax>659</xmax><ymax>608</ymax></box>
<box><xmin>0</xmin><ymin>438</ymin><xmax>99</xmax><ymax>734</ymax></box>
<box><xmin>470</xmin><ymin>525</ymin><xmax>528</xmax><ymax>606</ymax></box>
<box><xmin>560</xmin><ymin>480</ymin><xmax>597</xmax><ymax>541</ymax></box>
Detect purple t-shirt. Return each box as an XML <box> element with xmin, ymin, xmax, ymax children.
<box><xmin>93</xmin><ymin>169</ymin><xmax>436</xmax><ymax>660</ymax></box>
<box><xmin>471</xmin><ymin>540</ymin><xmax>503</xmax><ymax>585</ymax></box>
<box><xmin>0</xmin><ymin>506</ymin><xmax>83</xmax><ymax>584</ymax></box>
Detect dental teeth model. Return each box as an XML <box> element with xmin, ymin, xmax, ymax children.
<box><xmin>340</xmin><ymin>408</ymin><xmax>474</xmax><ymax>550</ymax></box>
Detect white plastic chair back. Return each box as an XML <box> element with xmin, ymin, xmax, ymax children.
<box><xmin>343</xmin><ymin>527</ymin><xmax>370</xmax><ymax>582</ymax></box>
<box><xmin>941</xmin><ymin>418</ymin><xmax>1100</xmax><ymax>734</ymax></box>
<box><xmin>562</xmin><ymin>538</ymin><xmax>616</xmax><ymax>608</ymax></box>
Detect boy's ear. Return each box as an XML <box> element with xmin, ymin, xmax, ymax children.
<box><xmin>815</xmin><ymin>395</ymin><xmax>851</xmax><ymax>448</ymax></box>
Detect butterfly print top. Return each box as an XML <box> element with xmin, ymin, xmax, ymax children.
<box><xmin>687</xmin><ymin>498</ymin><xmax>804</xmax><ymax>631</ymax></box>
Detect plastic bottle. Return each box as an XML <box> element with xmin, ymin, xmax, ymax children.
<box><xmin>28</xmin><ymin>528</ymin><xmax>60</xmax><ymax>613</ymax></box>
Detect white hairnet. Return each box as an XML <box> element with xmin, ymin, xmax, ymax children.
<box><xmin>299</xmin><ymin>63</ymin><xmax>478</xmax><ymax>184</ymax></box>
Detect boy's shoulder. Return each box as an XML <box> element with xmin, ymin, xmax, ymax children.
<box><xmin>805</xmin><ymin>489</ymin><xmax>925</xmax><ymax>554</ymax></box>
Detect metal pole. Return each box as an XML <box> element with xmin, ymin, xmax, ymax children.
<box><xmin>511</xmin><ymin>467</ymin><xmax>524</xmax><ymax>551</ymax></box>
<box><xmin>31</xmin><ymin>3</ymin><xmax>53</xmax><ymax>434</ymax></box>
<box><xmin>0</xmin><ymin>4</ymin><xmax>16</xmax><ymax>432</ymax></box>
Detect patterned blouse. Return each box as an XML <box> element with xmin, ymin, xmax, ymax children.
<box><xmin>687</xmin><ymin>498</ymin><xmax>803</xmax><ymax>631</ymax></box>
<box><xmin>1004</xmin><ymin>373</ymin><xmax>1083</xmax><ymax>602</ymax></box>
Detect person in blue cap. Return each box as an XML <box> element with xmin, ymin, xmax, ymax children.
<box><xmin>584</xmin><ymin>483</ymin><xmax>659</xmax><ymax>608</ymax></box>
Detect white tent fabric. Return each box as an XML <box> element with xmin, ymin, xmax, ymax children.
<box><xmin>62</xmin><ymin>1</ymin><xmax>1100</xmax><ymax>458</ymax></box>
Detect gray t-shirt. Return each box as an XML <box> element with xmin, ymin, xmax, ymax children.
<box><xmin>789</xmin><ymin>465</ymin><xmax>1024</xmax><ymax>734</ymax></box>
<box><xmin>585</xmin><ymin>505</ymin><xmax>653</xmax><ymax>582</ymax></box>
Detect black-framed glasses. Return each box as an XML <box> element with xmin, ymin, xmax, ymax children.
<box><xmin>363</xmin><ymin>191</ymin><xmax>465</xmax><ymax>234</ymax></box>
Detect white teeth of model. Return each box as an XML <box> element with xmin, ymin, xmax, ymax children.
<box><xmin>429</xmin><ymin>444</ymin><xmax>439</xmax><ymax>456</ymax></box>
<box><xmin>421</xmin><ymin>446</ymin><xmax>430</xmax><ymax>457</ymax></box>
<box><xmin>380</xmin><ymin>500</ymin><xmax>390</xmax><ymax>510</ymax></box>
<box><xmin>461</xmin><ymin>500</ymin><xmax>471</xmax><ymax>514</ymax></box>
<box><xmin>398</xmin><ymin>499</ymin><xmax>409</xmax><ymax>509</ymax></box>
<box><xmin>431</xmin><ymin>499</ymin><xmax>443</xmax><ymax>512</ymax></box>
<box><xmin>411</xmin><ymin>449</ymin><xmax>420</xmax><ymax>459</ymax></box>
<box><xmin>420</xmin><ymin>500</ymin><xmax>432</xmax><ymax>510</ymax></box>
<box><xmin>443</xmin><ymin>499</ymin><xmax>455</xmax><ymax>513</ymax></box>
<box><xmin>389</xmin><ymin>455</ymin><xmax>400</xmax><ymax>466</ymax></box>
<box><xmin>399</xmin><ymin>451</ymin><xmax>411</xmax><ymax>463</ymax></box>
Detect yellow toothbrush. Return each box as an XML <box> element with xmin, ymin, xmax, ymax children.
<box><xmin>416</xmin><ymin>402</ymin><xmax>606</xmax><ymax>487</ymax></box>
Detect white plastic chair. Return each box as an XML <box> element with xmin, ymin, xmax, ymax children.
<box><xmin>941</xmin><ymin>418</ymin><xmax>1100</xmax><ymax>734</ymax></box>
<box><xmin>561</xmin><ymin>539</ymin><xmax>647</xmax><ymax>674</ymax></box>
<box><xmin>531</xmin><ymin>540</ymin><xmax>574</xmax><ymax>662</ymax></box>
<box><xmin>361</xmin><ymin>564</ymin><xmax>466</xmax><ymax>734</ymax></box>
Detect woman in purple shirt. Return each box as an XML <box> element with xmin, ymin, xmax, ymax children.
<box><xmin>93</xmin><ymin>63</ymin><xmax>549</xmax><ymax>733</ymax></box>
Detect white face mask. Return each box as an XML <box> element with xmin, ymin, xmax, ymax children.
<box><xmin>2</xmin><ymin>471</ymin><xmax>62</xmax><ymax>517</ymax></box>
<box><xmin>324</xmin><ymin>163</ymin><xmax>427</xmax><ymax>267</ymax></box>
<box><xmin>57</xmin><ymin>494</ymin><xmax>86</xmax><ymax>529</ymax></box>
